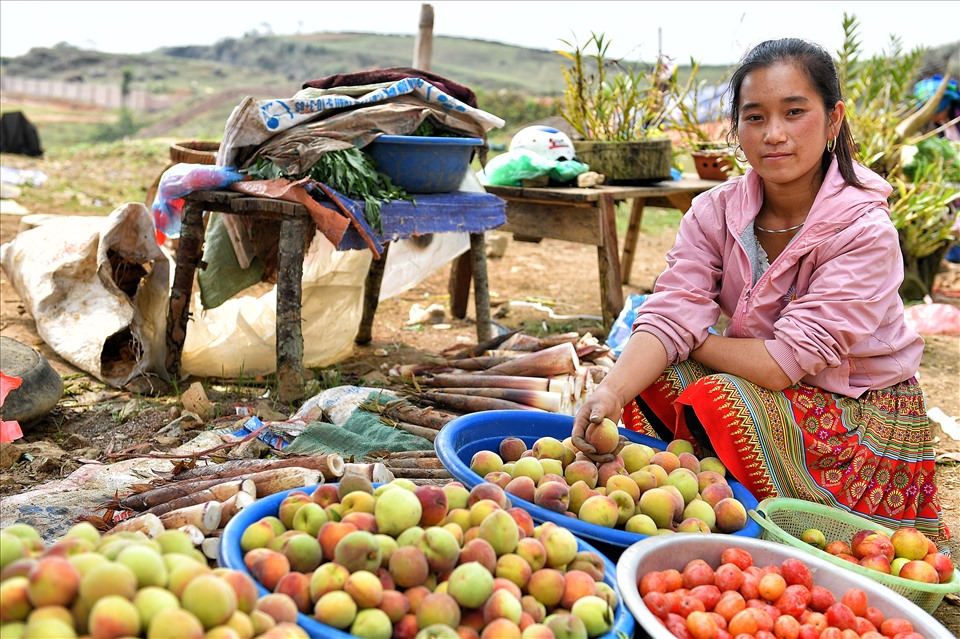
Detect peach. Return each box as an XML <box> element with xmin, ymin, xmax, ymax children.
<box><xmin>898</xmin><ymin>559</ymin><xmax>939</xmax><ymax>583</ymax></box>
<box><xmin>248</xmin><ymin>549</ymin><xmax>290</xmax><ymax>592</ymax></box>
<box><xmin>481</xmin><ymin>618</ymin><xmax>522</xmax><ymax>639</ymax></box>
<box><xmin>860</xmin><ymin>553</ymin><xmax>892</xmax><ymax>574</ymax></box>
<box><xmin>281</xmin><ymin>532</ymin><xmax>324</xmax><ymax>573</ymax></box>
<box><xmin>800</xmin><ymin>528</ymin><xmax>827</xmax><ymax>550</ymax></box>
<box><xmin>442</xmin><ymin>482</ymin><xmax>470</xmax><ymax>511</ymax></box>
<box><xmin>87</xmin><ymin>594</ymin><xmax>141</xmax><ymax>639</ymax></box>
<box><xmin>563</xmin><ymin>460</ymin><xmax>600</xmax><ymax>489</ymax></box>
<box><xmin>625</xmin><ymin>513</ymin><xmax>658</xmax><ymax>536</ymax></box>
<box><xmin>479</xmin><ymin>509</ymin><xmax>520</xmax><ymax>556</ymax></box>
<box><xmin>274</xmin><ymin>571</ymin><xmax>312</xmax><ymax>613</ymax></box>
<box><xmin>447</xmin><ymin>561</ymin><xmax>495</xmax><ymax>609</ymax></box>
<box><xmin>277</xmin><ymin>491</ymin><xmax>313</xmax><ymax>530</ymax></box>
<box><xmin>855</xmin><ymin>533</ymin><xmax>894</xmax><ymax>561</ymax></box>
<box><xmin>318</xmin><ymin>520</ymin><xmax>358</xmax><ymax>561</ymax></box>
<box><xmin>132</xmin><ymin>586</ymin><xmax>180</xmax><ymax>629</ymax></box>
<box><xmin>700</xmin><ymin>482</ymin><xmax>734</xmax><ymax>508</ymax></box>
<box><xmin>620</xmin><ymin>443</ymin><xmax>653</xmax><ymax>473</ymax></box>
<box><xmin>638</xmin><ymin>487</ymin><xmax>679</xmax><ymax>529</ymax></box>
<box><xmin>417</xmin><ymin>592</ymin><xmax>462</xmax><ymax>628</ymax></box>
<box><xmin>350</xmin><ymin>608</ymin><xmax>393</xmax><ymax>637</ymax></box>
<box><xmin>338</xmin><ymin>473</ymin><xmax>375</xmax><ymax>499</ymax></box>
<box><xmin>649</xmin><ymin>450</ymin><xmax>681</xmax><ymax>474</ymax></box>
<box><xmin>470</xmin><ymin>450</ymin><xmax>504</xmax><ymax>477</ymax></box>
<box><xmin>344</xmin><ymin>570</ymin><xmax>384</xmax><ymax>609</ymax></box>
<box><xmin>568</xmin><ymin>481</ymin><xmax>601</xmax><ymax>516</ymax></box>
<box><xmin>533</xmin><ymin>481</ymin><xmax>570</xmax><ymax>514</ymax></box>
<box><xmin>146</xmin><ymin>607</ymin><xmax>205</xmax><ymax>639</ymax></box>
<box><xmin>536</xmin><ymin>524</ymin><xmax>578</xmax><ymax>569</ymax></box>
<box><xmin>27</xmin><ymin>555</ymin><xmax>81</xmax><ymax>608</ymax></box>
<box><xmin>483</xmin><ymin>588</ymin><xmax>523</xmax><ymax>625</ymax></box>
<box><xmin>254</xmin><ymin>593</ymin><xmax>299</xmax><ymax>625</ymax></box>
<box><xmin>500</xmin><ymin>437</ymin><xmax>528</xmax><ymax>462</ymax></box>
<box><xmin>512</xmin><ymin>457</ymin><xmax>546</xmax><ymax>484</ymax></box>
<box><xmin>216</xmin><ymin>569</ymin><xmax>260</xmax><ymax>614</ymax></box>
<box><xmin>0</xmin><ymin>576</ymin><xmax>31</xmax><ymax>623</ymax></box>
<box><xmin>80</xmin><ymin>560</ymin><xmax>138</xmax><ymax>604</ymax></box>
<box><xmin>377</xmin><ymin>589</ymin><xmax>408</xmax><ymax>624</ymax></box>
<box><xmin>333</xmin><ymin>530</ymin><xmax>382</xmax><ymax>573</ymax></box>
<box><xmin>597</xmin><ymin>459</ymin><xmax>628</xmax><ymax>487</ymax></box>
<box><xmin>507</xmin><ymin>506</ymin><xmax>536</xmax><ymax>539</ymax></box>
<box><xmin>677</xmin><ymin>452</ymin><xmax>701</xmax><ymax>474</ymax></box>
<box><xmin>496</xmin><ymin>553</ymin><xmax>533</xmax><ymax>590</ymax></box>
<box><xmin>824</xmin><ymin>540</ymin><xmax>852</xmax><ymax>556</ymax></box>
<box><xmin>665</xmin><ymin>468</ymin><xmax>700</xmax><ymax>505</ymax></box>
<box><xmin>543</xmin><ymin>613</ymin><xmax>587</xmax><ymax>639</ymax></box>
<box><xmin>713</xmin><ymin>497</ymin><xmax>748</xmax><ymax>533</ymax></box>
<box><xmin>607</xmin><ymin>490</ymin><xmax>637</xmax><ymax>526</ymax></box>
<box><xmin>413</xmin><ymin>484</ymin><xmax>449</xmax><ymax>528</ymax></box>
<box><xmin>418</xmin><ymin>527</ymin><xmax>461</xmax><ymax>574</ymax></box>
<box><xmin>504</xmin><ymin>476</ymin><xmax>537</xmax><ymax>503</ymax></box>
<box><xmin>891</xmin><ymin>527</ymin><xmax>932</xmax><ymax>561</ymax></box>
<box><xmin>532</xmin><ymin>436</ymin><xmax>566</xmax><ymax>461</ymax></box>
<box><xmin>485</xmin><ymin>471</ymin><xmax>514</xmax><ymax>489</ymax></box>
<box><xmin>310</xmin><ymin>483</ymin><xmax>340</xmax><ymax>508</ymax></box>
<box><xmin>467</xmin><ymin>482</ymin><xmax>511</xmax><ymax>510</ymax></box>
<box><xmin>181</xmin><ymin>573</ymin><xmax>238</xmax><ymax>629</ymax></box>
<box><xmin>924</xmin><ymin>552</ymin><xmax>955</xmax><ymax>582</ymax></box>
<box><xmin>313</xmin><ymin>590</ymin><xmax>357</xmax><ymax>629</ymax></box>
<box><xmin>629</xmin><ymin>469</ymin><xmax>659</xmax><ymax>495</ymax></box>
<box><xmin>641</xmin><ymin>464</ymin><xmax>669</xmax><ymax>486</ymax></box>
<box><xmin>570</xmin><ymin>595</ymin><xmax>614</xmax><ymax>637</ymax></box>
<box><xmin>389</xmin><ymin>545</ymin><xmax>430</xmax><ymax>588</ymax></box>
<box><xmin>699</xmin><ymin>456</ymin><xmax>727</xmax><ymax>476</ymax></box>
<box><xmin>291</xmin><ymin>502</ymin><xmax>328</xmax><ymax>537</ymax></box>
<box><xmin>577</xmin><ymin>494</ymin><xmax>619</xmax><ymax>528</ymax></box>
<box><xmin>584</xmin><ymin>418</ymin><xmax>621</xmax><ymax>455</ymax></box>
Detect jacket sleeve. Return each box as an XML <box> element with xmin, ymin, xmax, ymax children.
<box><xmin>764</xmin><ymin>209</ymin><xmax>905</xmax><ymax>382</ymax></box>
<box><xmin>631</xmin><ymin>194</ymin><xmax>725</xmax><ymax>363</ymax></box>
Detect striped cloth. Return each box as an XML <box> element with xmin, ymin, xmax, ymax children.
<box><xmin>622</xmin><ymin>360</ymin><xmax>950</xmax><ymax>549</ymax></box>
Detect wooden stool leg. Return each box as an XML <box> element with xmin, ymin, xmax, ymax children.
<box><xmin>356</xmin><ymin>243</ymin><xmax>391</xmax><ymax>345</ymax></box>
<box><xmin>276</xmin><ymin>215</ymin><xmax>308</xmax><ymax>403</ymax></box>
<box><xmin>621</xmin><ymin>197</ymin><xmax>647</xmax><ymax>285</ymax></box>
<box><xmin>597</xmin><ymin>194</ymin><xmax>624</xmax><ymax>335</ymax></box>
<box><xmin>470</xmin><ymin>232</ymin><xmax>492</xmax><ymax>342</ymax></box>
<box><xmin>165</xmin><ymin>201</ymin><xmax>206</xmax><ymax>381</ymax></box>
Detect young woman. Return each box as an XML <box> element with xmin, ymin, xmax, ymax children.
<box><xmin>573</xmin><ymin>38</ymin><xmax>949</xmax><ymax>547</ymax></box>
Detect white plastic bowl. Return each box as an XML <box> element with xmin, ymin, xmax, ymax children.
<box><xmin>616</xmin><ymin>535</ymin><xmax>953</xmax><ymax>639</ymax></box>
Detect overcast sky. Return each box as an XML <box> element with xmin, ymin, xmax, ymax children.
<box><xmin>1</xmin><ymin>1</ymin><xmax>957</xmax><ymax>66</ymax></box>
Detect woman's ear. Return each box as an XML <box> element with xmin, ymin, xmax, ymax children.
<box><xmin>829</xmin><ymin>100</ymin><xmax>846</xmax><ymax>136</ymax></box>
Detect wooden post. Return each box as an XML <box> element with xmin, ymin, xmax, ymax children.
<box><xmin>620</xmin><ymin>197</ymin><xmax>646</xmax><ymax>285</ymax></box>
<box><xmin>597</xmin><ymin>194</ymin><xmax>624</xmax><ymax>334</ymax></box>
<box><xmin>275</xmin><ymin>211</ymin><xmax>308</xmax><ymax>404</ymax></box>
<box><xmin>413</xmin><ymin>4</ymin><xmax>434</xmax><ymax>70</ymax></box>
<box><xmin>165</xmin><ymin>200</ymin><xmax>206</xmax><ymax>380</ymax></box>
<box><xmin>356</xmin><ymin>243</ymin><xmax>391</xmax><ymax>345</ymax></box>
<box><xmin>470</xmin><ymin>232</ymin><xmax>492</xmax><ymax>342</ymax></box>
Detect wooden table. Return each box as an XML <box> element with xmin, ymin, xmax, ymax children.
<box><xmin>483</xmin><ymin>177</ymin><xmax>721</xmax><ymax>333</ymax></box>
<box><xmin>165</xmin><ymin>190</ymin><xmax>504</xmax><ymax>403</ymax></box>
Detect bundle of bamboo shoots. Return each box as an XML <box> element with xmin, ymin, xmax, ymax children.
<box><xmin>388</xmin><ymin>331</ymin><xmax>612</xmax><ymax>417</ymax></box>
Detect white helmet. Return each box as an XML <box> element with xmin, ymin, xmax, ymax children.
<box><xmin>509</xmin><ymin>125</ymin><xmax>576</xmax><ymax>161</ymax></box>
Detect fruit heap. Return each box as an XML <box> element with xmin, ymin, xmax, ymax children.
<box><xmin>638</xmin><ymin>546</ymin><xmax>927</xmax><ymax>639</ymax></box>
<box><xmin>0</xmin><ymin>521</ymin><xmax>308</xmax><ymax>638</ymax></box>
<box><xmin>800</xmin><ymin>525</ymin><xmax>954</xmax><ymax>585</ymax></box>
<box><xmin>469</xmin><ymin>420</ymin><xmax>749</xmax><ymax>535</ymax></box>
<box><xmin>238</xmin><ymin>475</ymin><xmax>620</xmax><ymax>638</ymax></box>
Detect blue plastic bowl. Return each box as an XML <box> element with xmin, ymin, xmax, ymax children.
<box><xmin>219</xmin><ymin>483</ymin><xmax>635</xmax><ymax>639</ymax></box>
<box><xmin>367</xmin><ymin>135</ymin><xmax>483</xmax><ymax>194</ymax></box>
<box><xmin>434</xmin><ymin>411</ymin><xmax>763</xmax><ymax>552</ymax></box>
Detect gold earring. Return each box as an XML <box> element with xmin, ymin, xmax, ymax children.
<box><xmin>734</xmin><ymin>145</ymin><xmax>748</xmax><ymax>163</ymax></box>
<box><xmin>826</xmin><ymin>136</ymin><xmax>837</xmax><ymax>153</ymax></box>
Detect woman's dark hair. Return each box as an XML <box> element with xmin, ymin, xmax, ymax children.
<box><xmin>725</xmin><ymin>38</ymin><xmax>866</xmax><ymax>189</ymax></box>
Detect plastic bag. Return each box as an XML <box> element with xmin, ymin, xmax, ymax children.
<box><xmin>606</xmin><ymin>293</ymin><xmax>648</xmax><ymax>357</ymax></box>
<box><xmin>477</xmin><ymin>149</ymin><xmax>589</xmax><ymax>186</ymax></box>
<box><xmin>151</xmin><ymin>163</ymin><xmax>243</xmax><ymax>244</ymax></box>
<box><xmin>904</xmin><ymin>302</ymin><xmax>960</xmax><ymax>335</ymax></box>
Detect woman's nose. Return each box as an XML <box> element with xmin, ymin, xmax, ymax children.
<box><xmin>763</xmin><ymin>119</ymin><xmax>787</xmax><ymax>143</ymax></box>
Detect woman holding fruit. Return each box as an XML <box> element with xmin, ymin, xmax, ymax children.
<box><xmin>572</xmin><ymin>38</ymin><xmax>949</xmax><ymax>548</ymax></box>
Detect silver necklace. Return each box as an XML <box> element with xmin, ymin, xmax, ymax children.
<box><xmin>755</xmin><ymin>221</ymin><xmax>804</xmax><ymax>234</ymax></box>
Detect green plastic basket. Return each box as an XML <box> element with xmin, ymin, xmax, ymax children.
<box><xmin>749</xmin><ymin>498</ymin><xmax>959</xmax><ymax>614</ymax></box>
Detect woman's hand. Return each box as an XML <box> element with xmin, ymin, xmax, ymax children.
<box><xmin>571</xmin><ymin>387</ymin><xmax>627</xmax><ymax>463</ymax></box>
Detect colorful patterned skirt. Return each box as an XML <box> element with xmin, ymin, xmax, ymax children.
<box><xmin>621</xmin><ymin>360</ymin><xmax>950</xmax><ymax>549</ymax></box>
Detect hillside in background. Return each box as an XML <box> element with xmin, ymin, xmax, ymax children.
<box><xmin>1</xmin><ymin>30</ymin><xmax>955</xmax><ymax>150</ymax></box>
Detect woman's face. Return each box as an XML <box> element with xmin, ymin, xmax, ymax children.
<box><xmin>737</xmin><ymin>61</ymin><xmax>843</xmax><ymax>189</ymax></box>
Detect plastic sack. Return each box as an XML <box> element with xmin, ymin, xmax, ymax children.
<box><xmin>151</xmin><ymin>163</ymin><xmax>243</xmax><ymax>244</ymax></box>
<box><xmin>904</xmin><ymin>302</ymin><xmax>960</xmax><ymax>335</ymax></box>
<box><xmin>478</xmin><ymin>149</ymin><xmax>589</xmax><ymax>186</ymax></box>
<box><xmin>606</xmin><ymin>293</ymin><xmax>648</xmax><ymax>357</ymax></box>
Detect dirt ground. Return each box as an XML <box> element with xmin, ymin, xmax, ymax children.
<box><xmin>2</xmin><ymin>204</ymin><xmax>960</xmax><ymax>629</ymax></box>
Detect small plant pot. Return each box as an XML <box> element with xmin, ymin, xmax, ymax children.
<box><xmin>691</xmin><ymin>148</ymin><xmax>736</xmax><ymax>181</ymax></box>
<box><xmin>574</xmin><ymin>138</ymin><xmax>673</xmax><ymax>184</ymax></box>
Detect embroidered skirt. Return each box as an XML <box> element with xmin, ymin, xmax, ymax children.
<box><xmin>621</xmin><ymin>360</ymin><xmax>949</xmax><ymax>548</ymax></box>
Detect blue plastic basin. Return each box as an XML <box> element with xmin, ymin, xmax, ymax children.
<box><xmin>219</xmin><ymin>482</ymin><xmax>635</xmax><ymax>639</ymax></box>
<box><xmin>434</xmin><ymin>410</ymin><xmax>763</xmax><ymax>551</ymax></box>
<box><xmin>367</xmin><ymin>135</ymin><xmax>482</xmax><ymax>193</ymax></box>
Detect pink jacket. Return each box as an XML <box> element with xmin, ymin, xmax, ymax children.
<box><xmin>633</xmin><ymin>158</ymin><xmax>924</xmax><ymax>397</ymax></box>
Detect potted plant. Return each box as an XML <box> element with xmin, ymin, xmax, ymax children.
<box><xmin>556</xmin><ymin>32</ymin><xmax>678</xmax><ymax>183</ymax></box>
<box><xmin>837</xmin><ymin>13</ymin><xmax>959</xmax><ymax>300</ymax></box>
<box><xmin>667</xmin><ymin>59</ymin><xmax>739</xmax><ymax>181</ymax></box>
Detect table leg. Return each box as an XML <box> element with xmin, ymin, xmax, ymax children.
<box><xmin>448</xmin><ymin>250</ymin><xmax>472</xmax><ymax>320</ymax></box>
<box><xmin>470</xmin><ymin>232</ymin><xmax>492</xmax><ymax>343</ymax></box>
<box><xmin>620</xmin><ymin>197</ymin><xmax>647</xmax><ymax>285</ymax></box>
<box><xmin>164</xmin><ymin>200</ymin><xmax>206</xmax><ymax>381</ymax></box>
<box><xmin>597</xmin><ymin>194</ymin><xmax>624</xmax><ymax>334</ymax></box>
<box><xmin>276</xmin><ymin>215</ymin><xmax>308</xmax><ymax>403</ymax></box>
<box><xmin>356</xmin><ymin>243</ymin><xmax>391</xmax><ymax>345</ymax></box>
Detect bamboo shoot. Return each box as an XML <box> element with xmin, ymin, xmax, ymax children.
<box><xmin>159</xmin><ymin>501</ymin><xmax>222</xmax><ymax>535</ymax></box>
<box><xmin>105</xmin><ymin>514</ymin><xmax>164</xmax><ymax>538</ymax></box>
<box><xmin>220</xmin><ymin>491</ymin><xmax>256</xmax><ymax>525</ymax></box>
<box><xmin>415</xmin><ymin>391</ymin><xmax>544</xmax><ymax>413</ymax></box>
<box><xmin>201</xmin><ymin>537</ymin><xmax>220</xmax><ymax>560</ymax></box>
<box><xmin>342</xmin><ymin>463</ymin><xmax>395</xmax><ymax>484</ymax></box>
<box><xmin>480</xmin><ymin>342</ymin><xmax>579</xmax><ymax>377</ymax></box>
<box><xmin>178</xmin><ymin>524</ymin><xmax>205</xmax><ymax>547</ymax></box>
<box><xmin>159</xmin><ymin>454</ymin><xmax>344</xmax><ymax>483</ymax></box>
<box><xmin>140</xmin><ymin>479</ymin><xmax>248</xmax><ymax>518</ymax></box>
<box><xmin>392</xmin><ymin>422</ymin><xmax>438</xmax><ymax>442</ymax></box>
<box><xmin>431</xmin><ymin>387</ymin><xmax>561</xmax><ymax>412</ymax></box>
<box><xmin>426</xmin><ymin>373</ymin><xmax>552</xmax><ymax>391</ymax></box>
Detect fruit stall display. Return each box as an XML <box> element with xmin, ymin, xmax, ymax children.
<box><xmin>616</xmin><ymin>534</ymin><xmax>954</xmax><ymax>639</ymax></box>
<box><xmin>434</xmin><ymin>410</ymin><xmax>763</xmax><ymax>553</ymax></box>
<box><xmin>749</xmin><ymin>497</ymin><xmax>960</xmax><ymax>614</ymax></box>
<box><xmin>218</xmin><ymin>478</ymin><xmax>636</xmax><ymax>638</ymax></box>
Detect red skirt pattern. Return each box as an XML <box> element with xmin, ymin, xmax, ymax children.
<box><xmin>622</xmin><ymin>360</ymin><xmax>949</xmax><ymax>548</ymax></box>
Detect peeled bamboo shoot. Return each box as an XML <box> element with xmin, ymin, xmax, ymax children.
<box><xmin>425</xmin><ymin>373</ymin><xmax>552</xmax><ymax>391</ymax></box>
<box><xmin>431</xmin><ymin>387</ymin><xmax>561</xmax><ymax>412</ymax></box>
<box><xmin>159</xmin><ymin>501</ymin><xmax>222</xmax><ymax>535</ymax></box>
<box><xmin>480</xmin><ymin>342</ymin><xmax>579</xmax><ymax>377</ymax></box>
<box><xmin>416</xmin><ymin>391</ymin><xmax>544</xmax><ymax>413</ymax></box>
<box><xmin>105</xmin><ymin>513</ymin><xmax>164</xmax><ymax>538</ymax></box>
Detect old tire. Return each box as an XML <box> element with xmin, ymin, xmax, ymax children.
<box><xmin>0</xmin><ymin>337</ymin><xmax>64</xmax><ymax>424</ymax></box>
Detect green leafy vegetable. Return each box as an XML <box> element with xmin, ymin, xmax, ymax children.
<box><xmin>242</xmin><ymin>149</ymin><xmax>414</xmax><ymax>234</ymax></box>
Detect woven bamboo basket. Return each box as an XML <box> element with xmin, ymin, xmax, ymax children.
<box><xmin>169</xmin><ymin>140</ymin><xmax>220</xmax><ymax>165</ymax></box>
